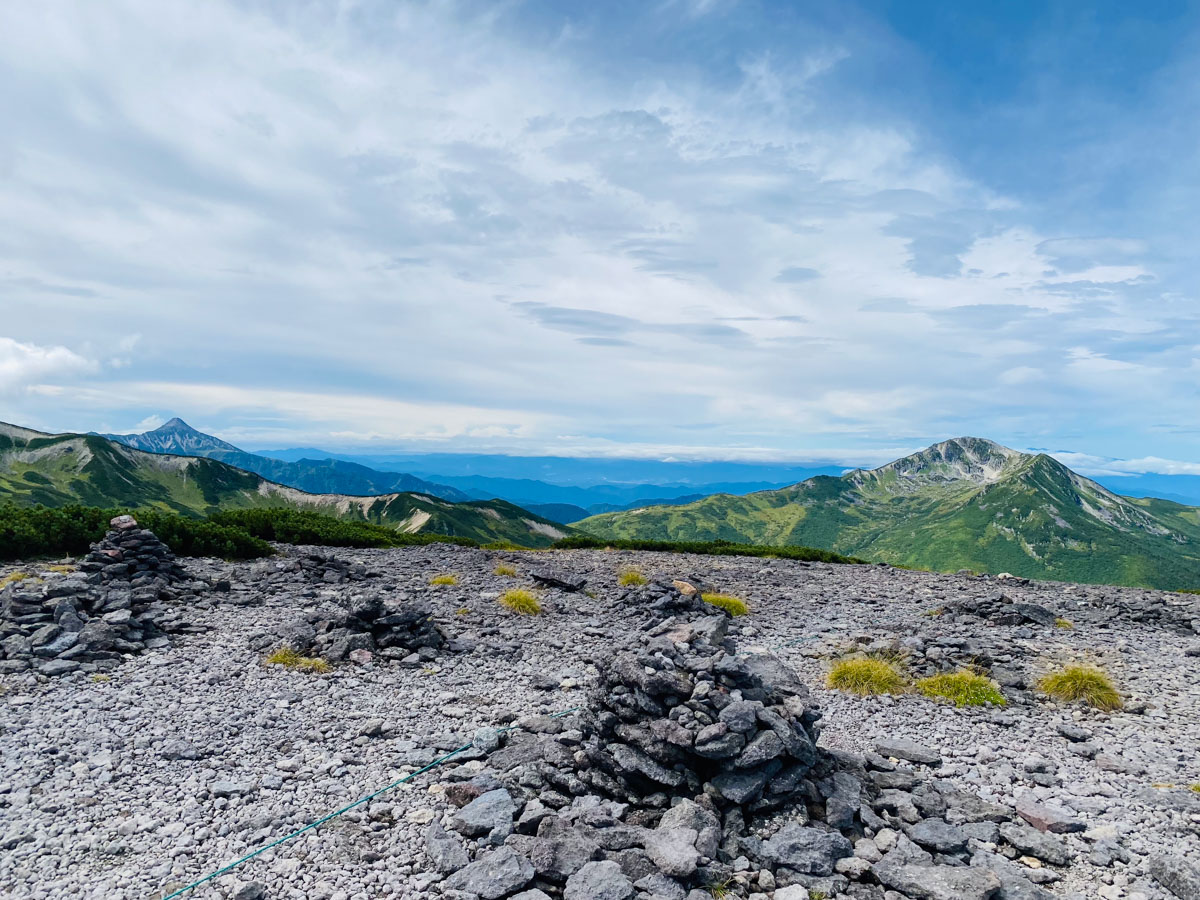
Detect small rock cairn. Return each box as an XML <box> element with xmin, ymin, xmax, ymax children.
<box><xmin>260</xmin><ymin>590</ymin><xmax>448</xmax><ymax>667</ymax></box>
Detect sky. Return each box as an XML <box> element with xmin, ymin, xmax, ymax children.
<box><xmin>2</xmin><ymin>0</ymin><xmax>1199</xmax><ymax>476</ymax></box>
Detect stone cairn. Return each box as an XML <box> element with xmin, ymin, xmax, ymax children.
<box><xmin>256</xmin><ymin>589</ymin><xmax>448</xmax><ymax>667</ymax></box>
<box><xmin>423</xmin><ymin>609</ymin><xmax>1069</xmax><ymax>899</ymax></box>
<box><xmin>0</xmin><ymin>515</ymin><xmax>199</xmax><ymax>677</ymax></box>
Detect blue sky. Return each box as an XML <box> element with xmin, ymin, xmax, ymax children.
<box><xmin>2</xmin><ymin>0</ymin><xmax>1199</xmax><ymax>477</ymax></box>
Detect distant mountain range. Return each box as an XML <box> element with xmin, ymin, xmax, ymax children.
<box><xmin>25</xmin><ymin>417</ymin><xmax>1200</xmax><ymax>588</ymax></box>
<box><xmin>100</xmin><ymin>419</ymin><xmax>470</xmax><ymax>501</ymax></box>
<box><xmin>1</xmin><ymin>423</ymin><xmax>572</xmax><ymax>547</ymax></box>
<box><xmin>579</xmin><ymin>437</ymin><xmax>1200</xmax><ymax>590</ymax></box>
<box><xmin>99</xmin><ymin>419</ymin><xmax>822</xmax><ymax>518</ymax></box>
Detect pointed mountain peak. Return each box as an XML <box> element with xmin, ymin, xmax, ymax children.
<box><xmin>103</xmin><ymin>416</ymin><xmax>242</xmax><ymax>455</ymax></box>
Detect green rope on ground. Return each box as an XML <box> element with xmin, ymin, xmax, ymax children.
<box><xmin>160</xmin><ymin>706</ymin><xmax>580</xmax><ymax>899</ymax></box>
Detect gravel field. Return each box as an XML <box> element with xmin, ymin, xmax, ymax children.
<box><xmin>2</xmin><ymin>542</ymin><xmax>1199</xmax><ymax>900</ymax></box>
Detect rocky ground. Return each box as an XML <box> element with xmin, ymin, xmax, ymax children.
<box><xmin>2</xmin><ymin>537</ymin><xmax>1199</xmax><ymax>900</ymax></box>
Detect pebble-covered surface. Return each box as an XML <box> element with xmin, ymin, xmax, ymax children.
<box><xmin>1</xmin><ymin>543</ymin><xmax>1199</xmax><ymax>900</ymax></box>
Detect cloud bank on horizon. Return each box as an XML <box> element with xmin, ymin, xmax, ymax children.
<box><xmin>2</xmin><ymin>0</ymin><xmax>1198</xmax><ymax>475</ymax></box>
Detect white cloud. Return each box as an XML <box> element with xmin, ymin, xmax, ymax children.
<box><xmin>1052</xmin><ymin>452</ymin><xmax>1200</xmax><ymax>477</ymax></box>
<box><xmin>0</xmin><ymin>336</ymin><xmax>96</xmax><ymax>394</ymax></box>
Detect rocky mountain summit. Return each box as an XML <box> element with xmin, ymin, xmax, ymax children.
<box><xmin>1</xmin><ymin>541</ymin><xmax>1198</xmax><ymax>900</ymax></box>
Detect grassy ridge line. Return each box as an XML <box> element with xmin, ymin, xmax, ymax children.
<box><xmin>208</xmin><ymin>509</ymin><xmax>477</xmax><ymax>550</ymax></box>
<box><xmin>0</xmin><ymin>505</ymin><xmax>479</xmax><ymax>563</ymax></box>
<box><xmin>552</xmin><ymin>534</ymin><xmax>865</xmax><ymax>564</ymax></box>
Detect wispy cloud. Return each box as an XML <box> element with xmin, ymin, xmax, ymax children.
<box><xmin>0</xmin><ymin>0</ymin><xmax>1197</xmax><ymax>469</ymax></box>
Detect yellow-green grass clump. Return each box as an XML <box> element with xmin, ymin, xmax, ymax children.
<box><xmin>265</xmin><ymin>646</ymin><xmax>331</xmax><ymax>674</ymax></box>
<box><xmin>701</xmin><ymin>593</ymin><xmax>748</xmax><ymax>617</ymax></box>
<box><xmin>1038</xmin><ymin>664</ymin><xmax>1122</xmax><ymax>710</ymax></box>
<box><xmin>1190</xmin><ymin>784</ymin><xmax>1200</xmax><ymax>794</ymax></box>
<box><xmin>916</xmin><ymin>670</ymin><xmax>1006</xmax><ymax>707</ymax></box>
<box><xmin>827</xmin><ymin>657</ymin><xmax>907</xmax><ymax>696</ymax></box>
<box><xmin>0</xmin><ymin>571</ymin><xmax>38</xmax><ymax>589</ymax></box>
<box><xmin>1055</xmin><ymin>617</ymin><xmax>1074</xmax><ymax>629</ymax></box>
<box><xmin>493</xmin><ymin>563</ymin><xmax>518</xmax><ymax>577</ymax></box>
<box><xmin>618</xmin><ymin>568</ymin><xmax>647</xmax><ymax>587</ymax></box>
<box><xmin>430</xmin><ymin>573</ymin><xmax>458</xmax><ymax>586</ymax></box>
<box><xmin>499</xmin><ymin>588</ymin><xmax>541</xmax><ymax>615</ymax></box>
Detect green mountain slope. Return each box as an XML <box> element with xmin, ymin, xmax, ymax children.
<box><xmin>0</xmin><ymin>423</ymin><xmax>571</xmax><ymax>548</ymax></box>
<box><xmin>578</xmin><ymin>437</ymin><xmax>1200</xmax><ymax>590</ymax></box>
<box><xmin>100</xmin><ymin>418</ymin><xmax>469</xmax><ymax>501</ymax></box>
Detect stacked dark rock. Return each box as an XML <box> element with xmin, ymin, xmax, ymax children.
<box><xmin>938</xmin><ymin>590</ymin><xmax>1059</xmax><ymax>627</ymax></box>
<box><xmin>421</xmin><ymin>611</ymin><xmax>1066</xmax><ymax>899</ymax></box>
<box><xmin>79</xmin><ymin>514</ymin><xmax>190</xmax><ymax>587</ymax></box>
<box><xmin>614</xmin><ymin>580</ymin><xmax>710</xmax><ymax>619</ymax></box>
<box><xmin>256</xmin><ymin>590</ymin><xmax>448</xmax><ymax>665</ymax></box>
<box><xmin>0</xmin><ymin>516</ymin><xmax>199</xmax><ymax>677</ymax></box>
<box><xmin>252</xmin><ymin>551</ymin><xmax>377</xmax><ymax>586</ymax></box>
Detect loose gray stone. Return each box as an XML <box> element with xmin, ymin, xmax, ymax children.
<box><xmin>425</xmin><ymin>821</ymin><xmax>469</xmax><ymax>874</ymax></box>
<box><xmin>876</xmin><ymin>739</ymin><xmax>942</xmax><ymax>766</ymax></box>
<box><xmin>1149</xmin><ymin>854</ymin><xmax>1200</xmax><ymax>900</ymax></box>
<box><xmin>563</xmin><ymin>860</ymin><xmax>634</xmax><ymax>900</ymax></box>
<box><xmin>643</xmin><ymin>826</ymin><xmax>699</xmax><ymax>878</ymax></box>
<box><xmin>451</xmin><ymin>788</ymin><xmax>517</xmax><ymax>841</ymax></box>
<box><xmin>762</xmin><ymin>823</ymin><xmax>853</xmax><ymax>876</ymax></box>
<box><xmin>443</xmin><ymin>847</ymin><xmax>535</xmax><ymax>899</ymax></box>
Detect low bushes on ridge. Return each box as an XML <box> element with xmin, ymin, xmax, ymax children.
<box><xmin>210</xmin><ymin>508</ymin><xmax>476</xmax><ymax>550</ymax></box>
<box><xmin>0</xmin><ymin>503</ymin><xmax>272</xmax><ymax>562</ymax></box>
<box><xmin>0</xmin><ymin>503</ymin><xmax>479</xmax><ymax>563</ymax></box>
<box><xmin>553</xmin><ymin>535</ymin><xmax>863</xmax><ymax>565</ymax></box>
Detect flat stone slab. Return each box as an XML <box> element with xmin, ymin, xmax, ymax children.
<box><xmin>876</xmin><ymin>739</ymin><xmax>942</xmax><ymax>766</ymax></box>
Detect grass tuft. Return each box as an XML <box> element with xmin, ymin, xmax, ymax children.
<box><xmin>0</xmin><ymin>571</ymin><xmax>38</xmax><ymax>589</ymax></box>
<box><xmin>701</xmin><ymin>592</ymin><xmax>748</xmax><ymax>616</ymax></box>
<box><xmin>45</xmin><ymin>564</ymin><xmax>77</xmax><ymax>574</ymax></box>
<box><xmin>706</xmin><ymin>878</ymin><xmax>734</xmax><ymax>899</ymax></box>
<box><xmin>827</xmin><ymin>657</ymin><xmax>907</xmax><ymax>696</ymax></box>
<box><xmin>455</xmin><ymin>607</ymin><xmax>470</xmax><ymax>615</ymax></box>
<box><xmin>916</xmin><ymin>670</ymin><xmax>1006</xmax><ymax>707</ymax></box>
<box><xmin>1055</xmin><ymin>617</ymin><xmax>1074</xmax><ymax>629</ymax></box>
<box><xmin>493</xmin><ymin>563</ymin><xmax>517</xmax><ymax>577</ymax></box>
<box><xmin>499</xmin><ymin>588</ymin><xmax>541</xmax><ymax>615</ymax></box>
<box><xmin>430</xmin><ymin>573</ymin><xmax>458</xmax><ymax>586</ymax></box>
<box><xmin>1190</xmin><ymin>784</ymin><xmax>1200</xmax><ymax>794</ymax></box>
<box><xmin>265</xmin><ymin>646</ymin><xmax>331</xmax><ymax>674</ymax></box>
<box><xmin>1037</xmin><ymin>664</ymin><xmax>1122</xmax><ymax>710</ymax></box>
<box><xmin>618</xmin><ymin>568</ymin><xmax>647</xmax><ymax>587</ymax></box>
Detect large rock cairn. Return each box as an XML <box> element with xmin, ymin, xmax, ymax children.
<box><xmin>257</xmin><ymin>589</ymin><xmax>448</xmax><ymax>666</ymax></box>
<box><xmin>0</xmin><ymin>515</ymin><xmax>198</xmax><ymax>677</ymax></box>
<box><xmin>423</xmin><ymin>611</ymin><xmax>1071</xmax><ymax>899</ymax></box>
